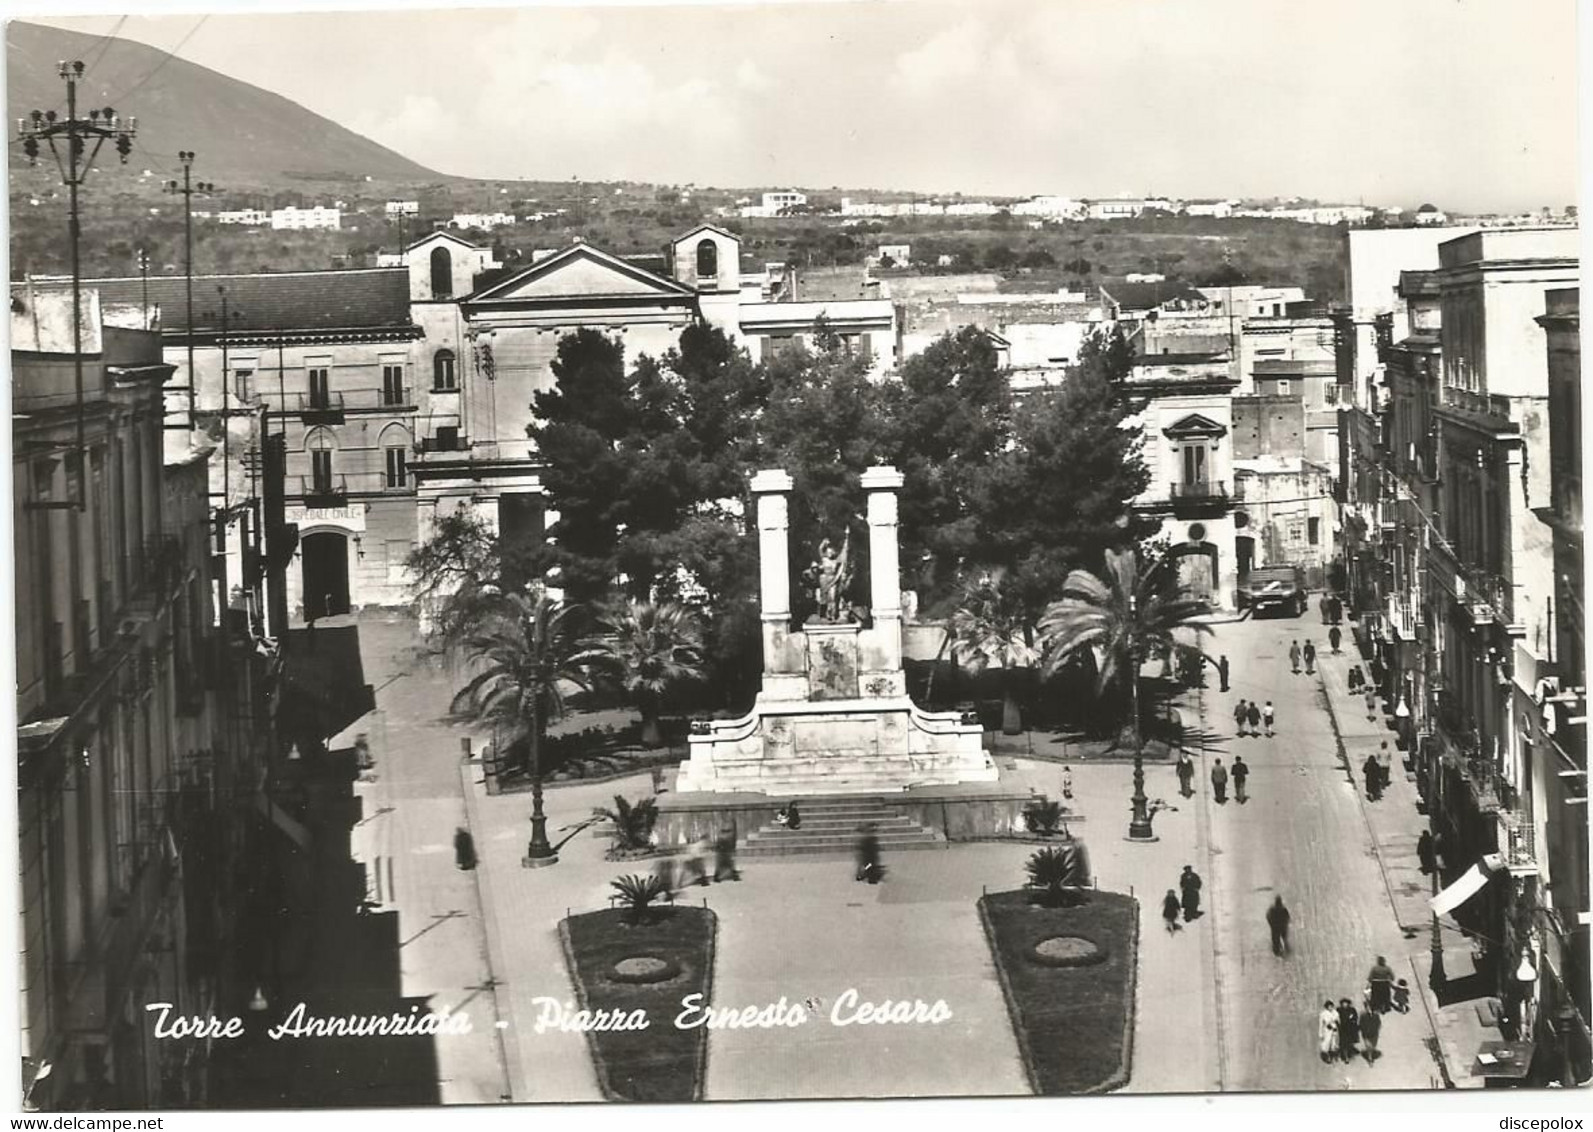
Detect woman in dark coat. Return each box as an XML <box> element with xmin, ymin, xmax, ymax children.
<box><xmin>1338</xmin><ymin>998</ymin><xmax>1360</xmax><ymax>1062</ymax></box>
<box><xmin>1163</xmin><ymin>889</ymin><xmax>1182</xmax><ymax>933</ymax></box>
<box><xmin>1417</xmin><ymin>829</ymin><xmax>1437</xmax><ymax>875</ymax></box>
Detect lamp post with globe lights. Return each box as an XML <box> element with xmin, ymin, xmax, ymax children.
<box><xmin>16</xmin><ymin>60</ymin><xmax>137</xmax><ymax>510</ymax></box>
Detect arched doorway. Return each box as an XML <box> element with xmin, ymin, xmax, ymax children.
<box><xmin>301</xmin><ymin>531</ymin><xmax>350</xmax><ymax>620</ymax></box>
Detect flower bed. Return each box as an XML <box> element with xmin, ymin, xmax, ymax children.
<box><xmin>559</xmin><ymin>907</ymin><xmax>716</xmax><ymax>1102</ymax></box>
<box><xmin>978</xmin><ymin>889</ymin><xmax>1138</xmax><ymax>1094</ymax></box>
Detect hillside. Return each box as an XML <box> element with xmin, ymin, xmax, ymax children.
<box><xmin>6</xmin><ymin>20</ymin><xmax>444</xmax><ymax>186</ymax></box>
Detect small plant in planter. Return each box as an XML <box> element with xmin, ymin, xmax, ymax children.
<box><xmin>1024</xmin><ymin>842</ymin><xmax>1091</xmax><ymax>908</ymax></box>
<box><xmin>1023</xmin><ymin>799</ymin><xmax>1068</xmax><ymax>836</ymax></box>
<box><xmin>593</xmin><ymin>794</ymin><xmax>659</xmax><ymax>851</ymax></box>
<box><xmin>610</xmin><ymin>873</ymin><xmax>670</xmax><ymax>925</ymax></box>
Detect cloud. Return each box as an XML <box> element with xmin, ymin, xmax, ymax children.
<box><xmin>347</xmin><ymin>94</ymin><xmax>455</xmax><ymax>158</ymax></box>
<box><xmin>891</xmin><ymin>20</ymin><xmax>987</xmax><ymax>97</ymax></box>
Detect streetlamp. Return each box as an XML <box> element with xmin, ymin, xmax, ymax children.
<box><xmin>1516</xmin><ymin>946</ymin><xmax>1539</xmax><ymax>1040</ymax></box>
<box><xmin>1127</xmin><ymin>545</ymin><xmax>1179</xmax><ymax>841</ymax></box>
<box><xmin>165</xmin><ymin>151</ymin><xmax>215</xmax><ymax>429</ymax></box>
<box><xmin>1430</xmin><ymin>864</ymin><xmax>1447</xmax><ymax>992</ymax></box>
<box><xmin>17</xmin><ymin>60</ymin><xmax>138</xmax><ymax>511</ymax></box>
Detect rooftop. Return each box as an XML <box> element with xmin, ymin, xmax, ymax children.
<box><xmin>66</xmin><ymin>268</ymin><xmax>416</xmax><ymax>334</ymax></box>
<box><xmin>1102</xmin><ymin>280</ymin><xmax>1208</xmax><ymax>312</ymax></box>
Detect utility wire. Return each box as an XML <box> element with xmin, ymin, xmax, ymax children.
<box><xmin>104</xmin><ymin>14</ymin><xmax>208</xmax><ymax>105</ymax></box>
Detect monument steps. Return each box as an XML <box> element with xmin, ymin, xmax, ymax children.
<box><xmin>741</xmin><ymin>796</ymin><xmax>945</xmax><ymax>856</ymax></box>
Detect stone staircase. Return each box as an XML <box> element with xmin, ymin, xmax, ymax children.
<box><xmin>740</xmin><ymin>796</ymin><xmax>947</xmax><ymax>857</ymax></box>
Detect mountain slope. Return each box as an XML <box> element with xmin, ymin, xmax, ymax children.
<box><xmin>6</xmin><ymin>19</ymin><xmax>446</xmax><ymax>185</ymax></box>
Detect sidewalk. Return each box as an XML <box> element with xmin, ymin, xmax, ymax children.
<box><xmin>1313</xmin><ymin>625</ymin><xmax>1491</xmax><ymax>1088</ymax></box>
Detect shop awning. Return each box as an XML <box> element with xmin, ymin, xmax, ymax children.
<box><xmin>1431</xmin><ymin>860</ymin><xmax>1496</xmax><ymax>918</ymax></box>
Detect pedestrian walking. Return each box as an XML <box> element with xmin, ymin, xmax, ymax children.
<box><xmin>1319</xmin><ymin>593</ymin><xmax>1330</xmax><ymax>624</ymax></box>
<box><xmin>855</xmin><ymin>824</ymin><xmax>883</xmax><ymax>884</ymax></box>
<box><xmin>1290</xmin><ymin>640</ymin><xmax>1302</xmax><ymax>674</ymax></box>
<box><xmin>1210</xmin><ymin>758</ymin><xmax>1229</xmax><ymax>804</ymax></box>
<box><xmin>1331</xmin><ymin>595</ymin><xmax>1343</xmax><ymax>624</ymax></box>
<box><xmin>1338</xmin><ymin>998</ymin><xmax>1361</xmax><ymax>1062</ymax></box>
<box><xmin>1232</xmin><ymin>755</ymin><xmax>1249</xmax><ymax>803</ymax></box>
<box><xmin>1303</xmin><ymin>641</ymin><xmax>1317</xmax><ymax>674</ymax></box>
<box><xmin>453</xmin><ymin>827</ymin><xmax>477</xmax><ymax>871</ymax></box>
<box><xmin>1348</xmin><ymin>665</ymin><xmax>1364</xmax><ymax>693</ymax></box>
<box><xmin>1367</xmin><ymin>955</ymin><xmax>1396</xmax><ymax>1013</ymax></box>
<box><xmin>1234</xmin><ymin>698</ymin><xmax>1250</xmax><ymax>737</ymax></box>
<box><xmin>1247</xmin><ymin>701</ymin><xmax>1262</xmax><ymax>738</ymax></box>
<box><xmin>680</xmin><ymin>836</ymin><xmax>710</xmax><ymax>887</ymax></box>
<box><xmin>1266</xmin><ymin>896</ymin><xmax>1291</xmax><ymax>955</ymax></box>
<box><xmin>1318</xmin><ymin>1001</ymin><xmax>1340</xmax><ymax>1063</ymax></box>
<box><xmin>1163</xmin><ymin>889</ymin><xmax>1182</xmax><ymax>933</ymax></box>
<box><xmin>1176</xmin><ymin>751</ymin><xmax>1196</xmax><ymax>798</ymax></box>
<box><xmin>1061</xmin><ymin>766</ymin><xmax>1074</xmax><ymax>801</ymax></box>
<box><xmin>1218</xmin><ymin>654</ymin><xmax>1230</xmax><ymax>692</ymax></box>
<box><xmin>1262</xmin><ymin>700</ymin><xmax>1275</xmax><ymax>738</ymax></box>
<box><xmin>1363</xmin><ymin>752</ymin><xmax>1383</xmax><ymax>801</ymax></box>
<box><xmin>1329</xmin><ymin>625</ymin><xmax>1342</xmax><ymax>655</ymax></box>
<box><xmin>713</xmin><ymin>826</ymin><xmax>740</xmax><ymax>882</ymax></box>
<box><xmin>1359</xmin><ymin>1004</ymin><xmax>1382</xmax><ymax>1064</ymax></box>
<box><xmin>1393</xmin><ymin>979</ymin><xmax>1412</xmax><ymax>1014</ymax></box>
<box><xmin>1180</xmin><ymin>865</ymin><xmax>1203</xmax><ymax>922</ymax></box>
<box><xmin>1364</xmin><ymin>686</ymin><xmax>1378</xmax><ymax>722</ymax></box>
<box><xmin>1417</xmin><ymin>829</ymin><xmax>1437</xmax><ymax>875</ymax></box>
<box><xmin>1378</xmin><ymin>740</ymin><xmax>1394</xmax><ymax>794</ymax></box>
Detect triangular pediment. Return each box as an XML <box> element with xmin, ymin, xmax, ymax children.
<box><xmin>1163</xmin><ymin>412</ymin><xmax>1227</xmax><ymax>438</ymax></box>
<box><xmin>466</xmin><ymin>244</ymin><xmax>695</xmax><ymax>304</ymax></box>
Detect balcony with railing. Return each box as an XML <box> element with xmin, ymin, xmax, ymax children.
<box><xmin>299</xmin><ymin>391</ymin><xmax>345</xmax><ymax>425</ymax></box>
<box><xmin>1456</xmin><ymin>563</ymin><xmax>1516</xmax><ymax>630</ymax></box>
<box><xmin>414</xmin><ymin>430</ymin><xmax>470</xmax><ymax>455</ymax></box>
<box><xmin>1167</xmin><ymin>479</ymin><xmax>1229</xmax><ymax>516</ymax></box>
<box><xmin>1386</xmin><ymin>593</ymin><xmax>1421</xmax><ymax>641</ymax></box>
<box><xmin>299</xmin><ymin>474</ymin><xmax>347</xmax><ymax>507</ymax></box>
<box><xmin>1496</xmin><ymin>808</ymin><xmax>1538</xmax><ymax>874</ymax></box>
<box><xmin>1440</xmin><ymin>385</ymin><xmax>1514</xmax><ymax>423</ymax></box>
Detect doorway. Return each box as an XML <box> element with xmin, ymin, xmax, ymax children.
<box><xmin>301</xmin><ymin>531</ymin><xmax>350</xmax><ymax>620</ymax></box>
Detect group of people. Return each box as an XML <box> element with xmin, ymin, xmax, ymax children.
<box><xmin>1288</xmin><ymin>640</ymin><xmax>1318</xmax><ymax>675</ymax></box>
<box><xmin>1317</xmin><ymin>956</ymin><xmax>1411</xmax><ymax>1066</ymax></box>
<box><xmin>1205</xmin><ymin>756</ymin><xmax>1248</xmax><ymax>803</ymax></box>
<box><xmin>1161</xmin><ymin>865</ymin><xmax>1204</xmax><ymax>931</ymax></box>
<box><xmin>661</xmin><ymin>828</ymin><xmax>742</xmax><ymax>890</ymax></box>
<box><xmin>1317</xmin><ymin>593</ymin><xmax>1345</xmax><ymax>625</ymax></box>
<box><xmin>1233</xmin><ymin>698</ymin><xmax>1274</xmax><ymax>738</ymax></box>
<box><xmin>1362</xmin><ymin>741</ymin><xmax>1395</xmax><ymax>802</ymax></box>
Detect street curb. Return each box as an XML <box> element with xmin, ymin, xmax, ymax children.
<box><xmin>1407</xmin><ymin>954</ymin><xmax>1458</xmax><ymax>1089</ymax></box>
<box><xmin>459</xmin><ymin>760</ymin><xmax>526</xmax><ymax>1103</ymax></box>
<box><xmin>1189</xmin><ymin>682</ymin><xmax>1228</xmax><ymax>1093</ymax></box>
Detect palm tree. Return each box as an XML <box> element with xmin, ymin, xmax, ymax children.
<box><xmin>1037</xmin><ymin>548</ymin><xmax>1213</xmax><ymax>839</ymax></box>
<box><xmin>950</xmin><ymin>570</ymin><xmax>1038</xmax><ymax>735</ymax></box>
<box><xmin>581</xmin><ymin>601</ymin><xmax>707</xmax><ymax>748</ymax></box>
<box><xmin>452</xmin><ymin>588</ymin><xmax>592</xmax><ymax>865</ymax></box>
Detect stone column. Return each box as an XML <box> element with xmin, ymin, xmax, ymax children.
<box><xmin>751</xmin><ymin>469</ymin><xmax>795</xmax><ymax>677</ymax></box>
<box><xmin>862</xmin><ymin>465</ymin><xmax>905</xmax><ymax>673</ymax></box>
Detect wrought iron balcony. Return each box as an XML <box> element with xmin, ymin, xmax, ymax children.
<box><xmin>1169</xmin><ymin>480</ymin><xmax>1228</xmax><ymax>502</ymax></box>
<box><xmin>1386</xmin><ymin>594</ymin><xmax>1420</xmax><ymax>641</ymax></box>
<box><xmin>299</xmin><ymin>392</ymin><xmax>346</xmax><ymax>424</ymax></box>
<box><xmin>299</xmin><ymin>474</ymin><xmax>347</xmax><ymax>506</ymax></box>
<box><xmin>1496</xmin><ymin>808</ymin><xmax>1538</xmax><ymax>874</ymax></box>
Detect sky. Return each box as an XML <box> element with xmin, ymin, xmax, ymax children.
<box><xmin>15</xmin><ymin>0</ymin><xmax>1585</xmax><ymax>213</ymax></box>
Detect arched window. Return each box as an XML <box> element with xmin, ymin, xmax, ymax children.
<box><xmin>430</xmin><ymin>246</ymin><xmax>453</xmax><ymax>298</ymax></box>
<box><xmin>380</xmin><ymin>424</ymin><xmax>412</xmax><ymax>491</ymax></box>
<box><xmin>696</xmin><ymin>238</ymin><xmax>717</xmax><ymax>281</ymax></box>
<box><xmin>433</xmin><ymin>349</ymin><xmax>457</xmax><ymax>392</ymax></box>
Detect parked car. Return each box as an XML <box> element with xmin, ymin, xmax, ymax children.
<box><xmin>1238</xmin><ymin>564</ymin><xmax>1308</xmax><ymax>616</ymax></box>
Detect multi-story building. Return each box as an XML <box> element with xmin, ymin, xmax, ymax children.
<box><xmin>269</xmin><ymin>206</ymin><xmax>341</xmax><ymax>231</ymax></box>
<box><xmin>1355</xmin><ymin>228</ymin><xmax>1580</xmax><ymax>1035</ymax></box>
<box><xmin>384</xmin><ymin>200</ymin><xmax>419</xmax><ymax>216</ymax></box>
<box><xmin>79</xmin><ymin>267</ymin><xmax>430</xmax><ymax>619</ymax></box>
<box><xmin>1120</xmin><ymin>349</ymin><xmax>1242</xmax><ymax>606</ymax></box>
<box><xmin>12</xmin><ymin>286</ymin><xmax>284</xmax><ymax>1109</ymax></box>
<box><xmin>450</xmin><ymin>212</ymin><xmax>516</xmax><ymax>230</ymax></box>
<box><xmin>1182</xmin><ymin>200</ymin><xmax>1236</xmax><ymax>219</ymax></box>
<box><xmin>1011</xmin><ymin>196</ymin><xmax>1086</xmax><ymax>220</ymax></box>
<box><xmin>1520</xmin><ymin>287</ymin><xmax>1588</xmax><ymax>1076</ymax></box>
<box><xmin>215</xmin><ymin>209</ymin><xmax>269</xmax><ymax>226</ymax></box>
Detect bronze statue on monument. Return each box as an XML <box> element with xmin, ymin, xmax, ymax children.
<box><xmin>809</xmin><ymin>526</ymin><xmax>854</xmax><ymax>623</ymax></box>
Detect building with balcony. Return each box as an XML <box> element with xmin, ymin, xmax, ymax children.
<box><xmin>11</xmin><ymin>286</ymin><xmax>286</xmax><ymax>1108</ymax></box>
<box><xmin>1120</xmin><ymin>350</ymin><xmax>1241</xmax><ymax>606</ymax></box>
<box><xmin>74</xmin><ymin>268</ymin><xmax>428</xmax><ymax>619</ymax></box>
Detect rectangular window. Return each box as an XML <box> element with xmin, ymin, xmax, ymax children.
<box><xmin>385</xmin><ymin>447</ymin><xmax>408</xmax><ymax>489</ymax></box>
<box><xmin>1182</xmin><ymin>445</ymin><xmax>1208</xmax><ymax>487</ymax></box>
<box><xmin>308</xmin><ymin>367</ymin><xmax>331</xmax><ymax>408</ymax></box>
<box><xmin>311</xmin><ymin>450</ymin><xmax>333</xmax><ymax>493</ymax></box>
<box><xmin>382</xmin><ymin>364</ymin><xmax>406</xmax><ymax>406</ymax></box>
<box><xmin>234</xmin><ymin>367</ymin><xmax>254</xmax><ymax>404</ymax></box>
<box><xmin>1308</xmin><ymin>517</ymin><xmax>1321</xmax><ymax>545</ymax></box>
<box><xmin>1276</xmin><ymin>380</ymin><xmax>1291</xmax><ymax>396</ymax></box>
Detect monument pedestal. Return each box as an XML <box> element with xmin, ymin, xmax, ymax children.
<box><xmin>675</xmin><ymin>465</ymin><xmax>999</xmax><ymax>797</ymax></box>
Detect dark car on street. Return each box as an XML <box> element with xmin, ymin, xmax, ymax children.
<box><xmin>1238</xmin><ymin>564</ymin><xmax>1308</xmax><ymax>617</ymax></box>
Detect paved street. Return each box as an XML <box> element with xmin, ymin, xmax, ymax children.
<box><xmin>340</xmin><ymin>614</ymin><xmax>513</xmax><ymax>1104</ymax></box>
<box><xmin>1199</xmin><ymin>611</ymin><xmax>1445</xmax><ymax>1091</ymax></box>
<box><xmin>342</xmin><ymin>607</ymin><xmax>1447</xmax><ymax>1101</ymax></box>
